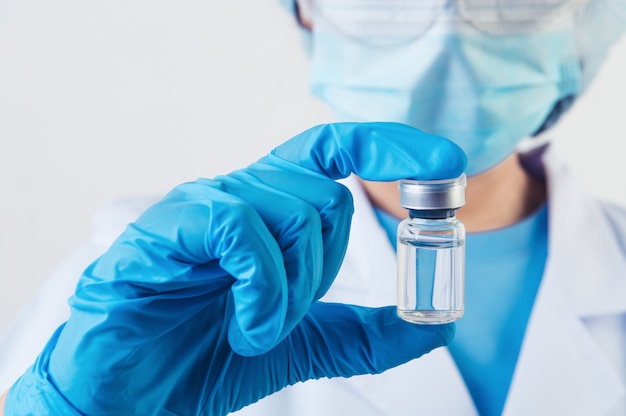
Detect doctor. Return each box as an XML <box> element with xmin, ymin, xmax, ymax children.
<box><xmin>3</xmin><ymin>0</ymin><xmax>626</xmax><ymax>415</ymax></box>
<box><xmin>233</xmin><ymin>1</ymin><xmax>626</xmax><ymax>414</ymax></box>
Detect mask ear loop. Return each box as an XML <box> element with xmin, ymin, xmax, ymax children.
<box><xmin>456</xmin><ymin>0</ymin><xmax>589</xmax><ymax>35</ymax></box>
<box><xmin>307</xmin><ymin>0</ymin><xmax>449</xmax><ymax>49</ymax></box>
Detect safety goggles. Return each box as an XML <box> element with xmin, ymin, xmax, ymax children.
<box><xmin>297</xmin><ymin>0</ymin><xmax>588</xmax><ymax>36</ymax></box>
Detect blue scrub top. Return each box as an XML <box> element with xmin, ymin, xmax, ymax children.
<box><xmin>375</xmin><ymin>203</ymin><xmax>548</xmax><ymax>416</ymax></box>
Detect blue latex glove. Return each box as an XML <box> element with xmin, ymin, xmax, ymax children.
<box><xmin>5</xmin><ymin>122</ymin><xmax>466</xmax><ymax>415</ymax></box>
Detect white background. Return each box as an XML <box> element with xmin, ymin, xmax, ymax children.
<box><xmin>1</xmin><ymin>0</ymin><xmax>625</xmax><ymax>333</ymax></box>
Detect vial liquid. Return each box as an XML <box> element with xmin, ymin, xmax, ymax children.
<box><xmin>396</xmin><ymin>176</ymin><xmax>466</xmax><ymax>325</ymax></box>
<box><xmin>397</xmin><ymin>217</ymin><xmax>465</xmax><ymax>324</ymax></box>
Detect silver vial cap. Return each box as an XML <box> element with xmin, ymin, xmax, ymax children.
<box><xmin>399</xmin><ymin>174</ymin><xmax>466</xmax><ymax>210</ymax></box>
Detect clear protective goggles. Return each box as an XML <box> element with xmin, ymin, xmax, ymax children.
<box><xmin>297</xmin><ymin>0</ymin><xmax>588</xmax><ymax>36</ymax></box>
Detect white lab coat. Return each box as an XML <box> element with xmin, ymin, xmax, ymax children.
<box><xmin>1</xmin><ymin>144</ymin><xmax>625</xmax><ymax>415</ymax></box>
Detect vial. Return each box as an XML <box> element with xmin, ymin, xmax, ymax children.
<box><xmin>397</xmin><ymin>174</ymin><xmax>466</xmax><ymax>324</ymax></box>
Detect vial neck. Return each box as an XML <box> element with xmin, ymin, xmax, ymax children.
<box><xmin>408</xmin><ymin>209</ymin><xmax>457</xmax><ymax>220</ymax></box>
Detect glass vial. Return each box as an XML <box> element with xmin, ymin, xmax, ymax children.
<box><xmin>397</xmin><ymin>175</ymin><xmax>466</xmax><ymax>324</ymax></box>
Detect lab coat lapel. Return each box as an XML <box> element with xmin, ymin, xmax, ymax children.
<box><xmin>503</xmin><ymin>261</ymin><xmax>625</xmax><ymax>415</ymax></box>
<box><xmin>503</xmin><ymin>145</ymin><xmax>626</xmax><ymax>415</ymax></box>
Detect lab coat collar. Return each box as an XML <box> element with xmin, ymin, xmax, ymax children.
<box><xmin>542</xmin><ymin>143</ymin><xmax>626</xmax><ymax>317</ymax></box>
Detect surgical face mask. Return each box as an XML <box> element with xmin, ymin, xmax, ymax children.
<box><xmin>304</xmin><ymin>0</ymin><xmax>583</xmax><ymax>175</ymax></box>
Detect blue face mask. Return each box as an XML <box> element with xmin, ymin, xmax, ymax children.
<box><xmin>308</xmin><ymin>6</ymin><xmax>582</xmax><ymax>175</ymax></box>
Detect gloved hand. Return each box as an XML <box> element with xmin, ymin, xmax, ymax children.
<box><xmin>4</xmin><ymin>122</ymin><xmax>466</xmax><ymax>415</ymax></box>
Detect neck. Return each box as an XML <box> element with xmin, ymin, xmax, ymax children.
<box><xmin>359</xmin><ymin>153</ymin><xmax>546</xmax><ymax>233</ymax></box>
